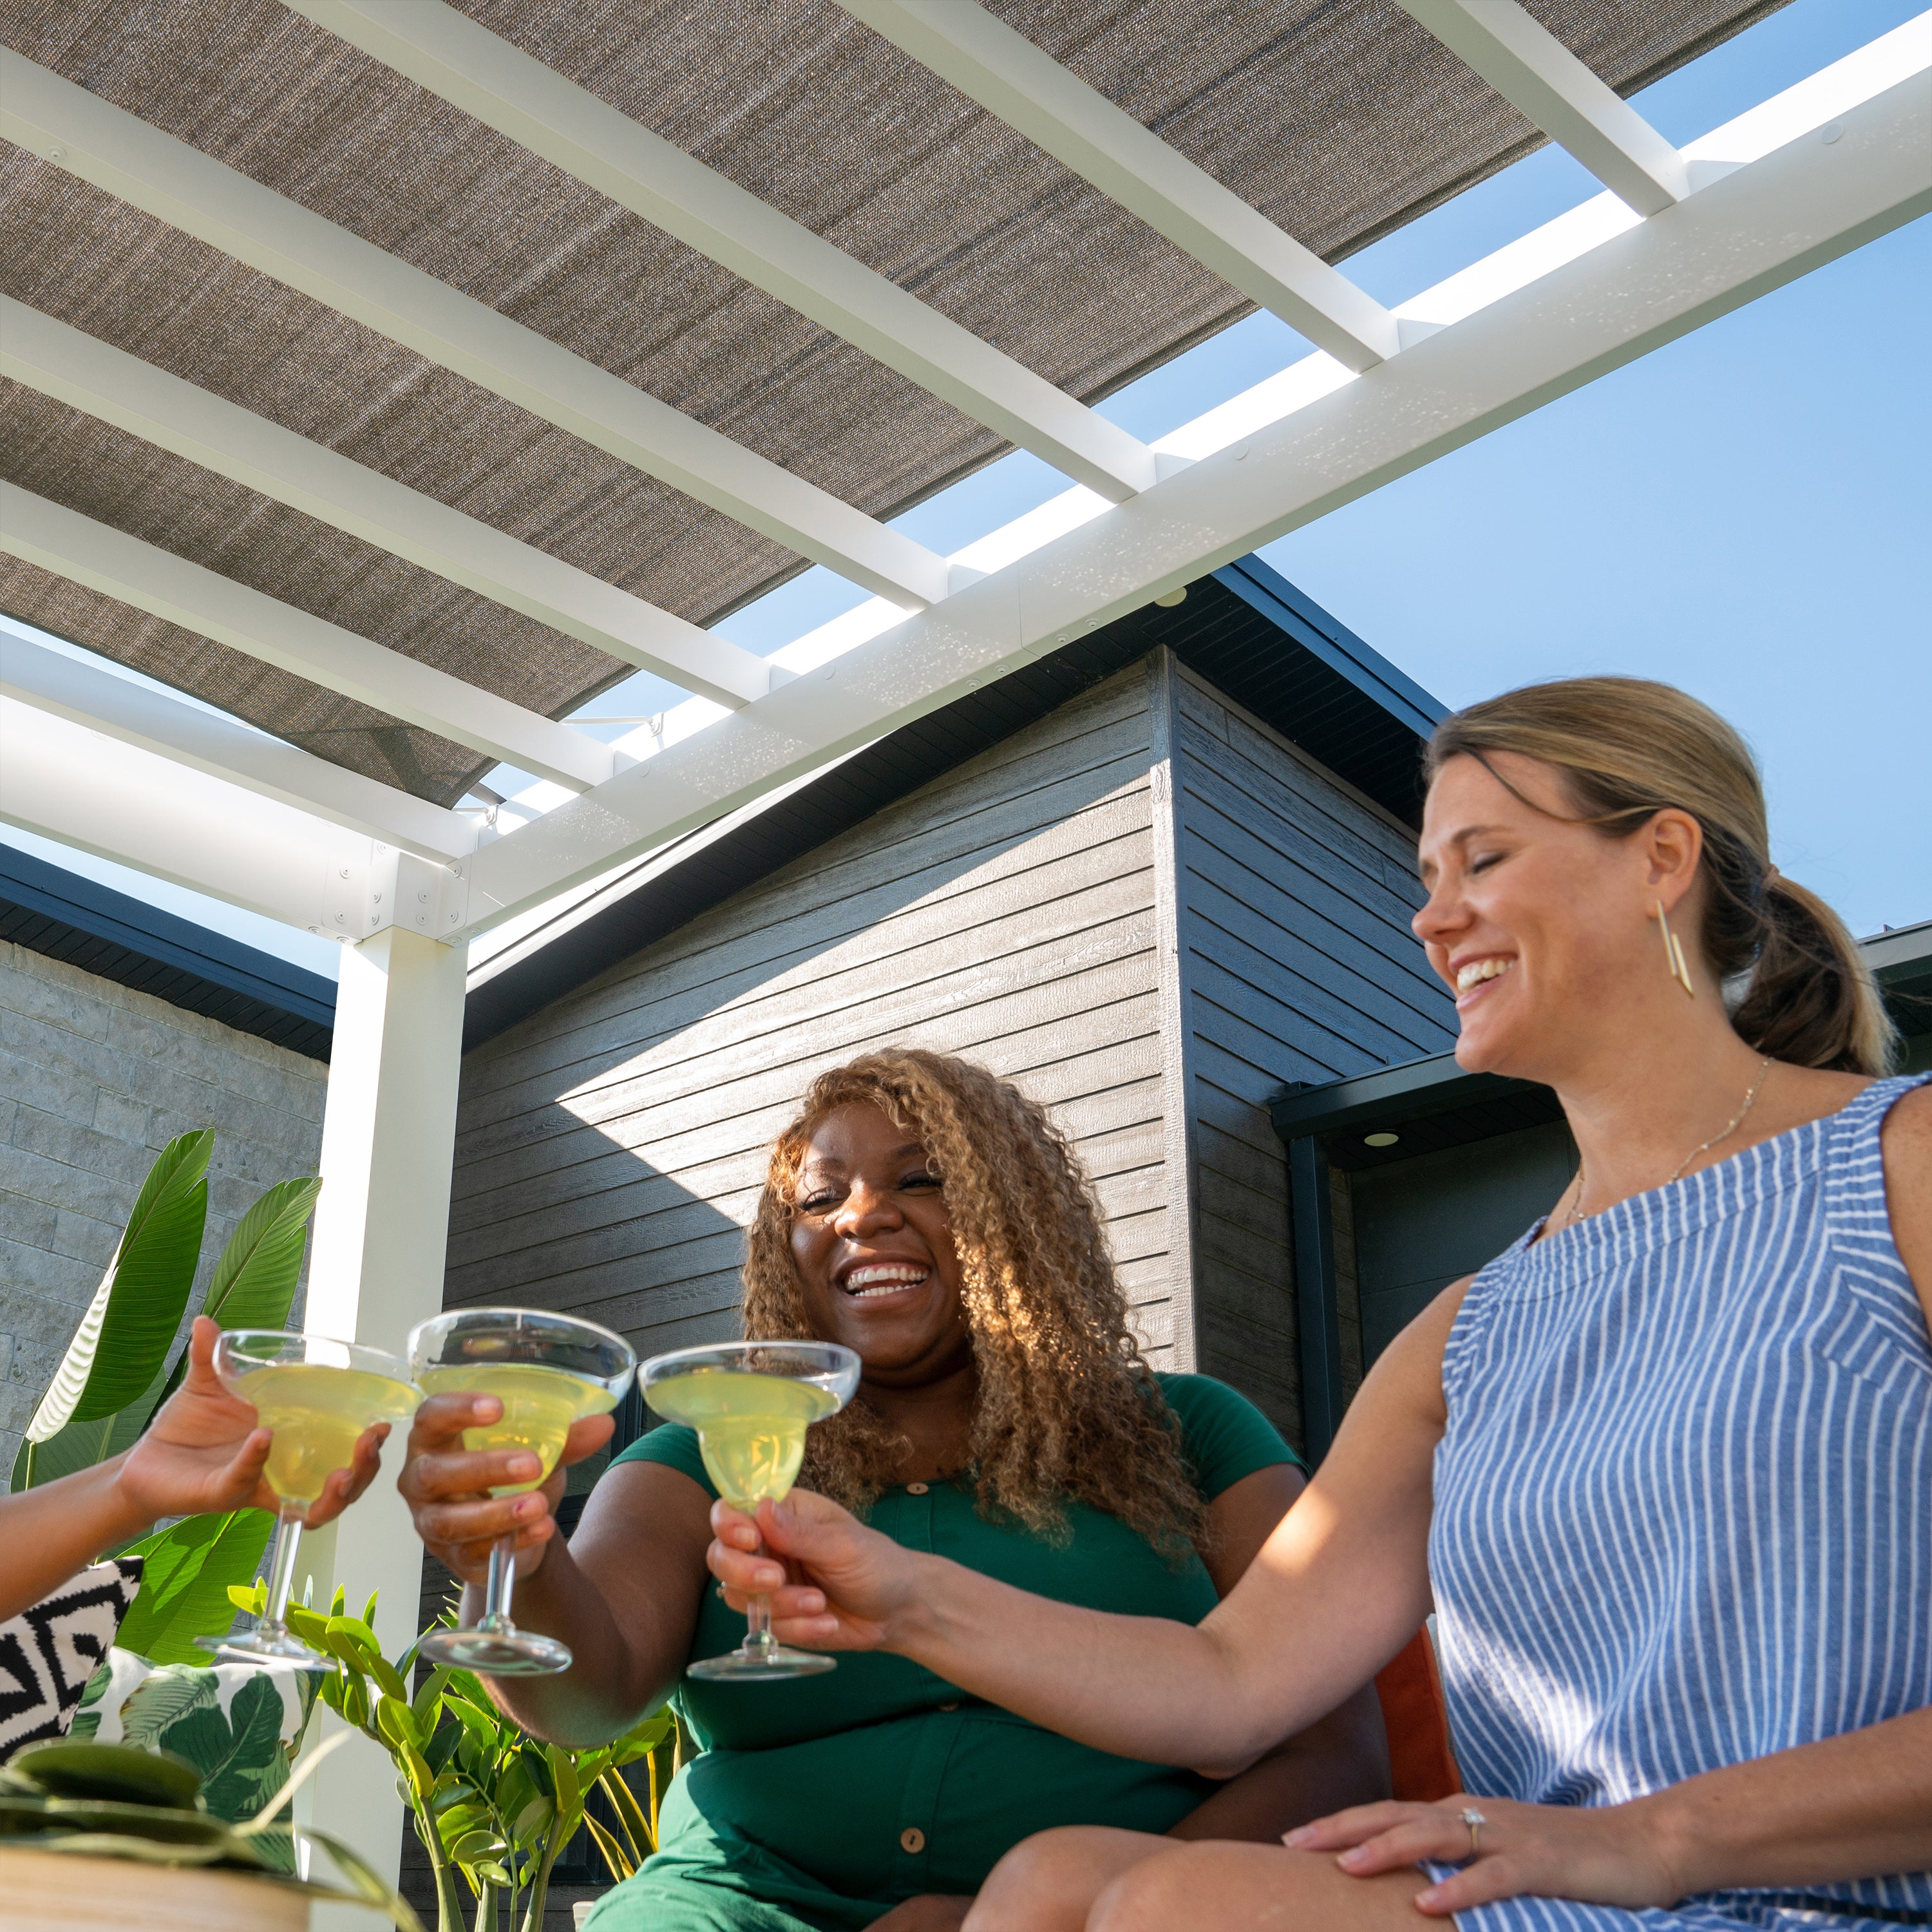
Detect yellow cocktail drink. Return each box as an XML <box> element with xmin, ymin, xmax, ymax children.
<box><xmin>237</xmin><ymin>1363</ymin><xmax>421</xmax><ymax>1506</ymax></box>
<box><xmin>418</xmin><ymin>1362</ymin><xmax>620</xmax><ymax>1495</ymax></box>
<box><xmin>646</xmin><ymin>1367</ymin><xmax>839</xmax><ymax>1510</ymax></box>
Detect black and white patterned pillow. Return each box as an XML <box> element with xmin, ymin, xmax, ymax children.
<box><xmin>0</xmin><ymin>1558</ymin><xmax>144</xmax><ymax>1762</ymax></box>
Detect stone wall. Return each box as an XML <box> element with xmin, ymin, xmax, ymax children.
<box><xmin>0</xmin><ymin>938</ymin><xmax>328</xmax><ymax>1469</ymax></box>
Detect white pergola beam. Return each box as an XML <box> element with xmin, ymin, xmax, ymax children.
<box><xmin>831</xmin><ymin>0</ymin><xmax>1400</xmax><ymax>371</ymax></box>
<box><xmin>0</xmin><ymin>696</ymin><xmax>377</xmax><ymax>933</ymax></box>
<box><xmin>0</xmin><ymin>633</ymin><xmax>476</xmax><ymax>863</ymax></box>
<box><xmin>0</xmin><ymin>50</ymin><xmax>952</xmax><ymax>612</ymax></box>
<box><xmin>0</xmin><ymin>482</ymin><xmax>618</xmax><ymax>793</ymax></box>
<box><xmin>462</xmin><ymin>50</ymin><xmax>1931</xmax><ymax>934</ymax></box>
<box><xmin>1394</xmin><ymin>0</ymin><xmax>1689</xmax><ymax>216</ymax></box>
<box><xmin>287</xmin><ymin>0</ymin><xmax>1160</xmax><ymax>503</ymax></box>
<box><xmin>0</xmin><ymin>299</ymin><xmax>770</xmax><ymax>711</ymax></box>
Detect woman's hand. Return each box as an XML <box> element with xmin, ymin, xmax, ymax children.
<box><xmin>399</xmin><ymin>1392</ymin><xmax>614</xmax><ymax>1586</ymax></box>
<box><xmin>114</xmin><ymin>1317</ymin><xmax>388</xmax><ymax>1530</ymax></box>
<box><xmin>1284</xmin><ymin>1792</ymin><xmax>1682</xmax><ymax>1918</ymax></box>
<box><xmin>707</xmin><ymin>1488</ymin><xmax>923</xmax><ymax>1649</ymax></box>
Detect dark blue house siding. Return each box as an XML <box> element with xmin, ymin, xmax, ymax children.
<box><xmin>1160</xmin><ymin>658</ymin><xmax>1457</xmax><ymax>1439</ymax></box>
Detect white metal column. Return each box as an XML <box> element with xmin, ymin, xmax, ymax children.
<box><xmin>294</xmin><ymin>925</ymin><xmax>468</xmax><ymax>1927</ymax></box>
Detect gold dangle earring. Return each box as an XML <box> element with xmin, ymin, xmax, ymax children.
<box><xmin>1654</xmin><ymin>900</ymin><xmax>1696</xmax><ymax>998</ymax></box>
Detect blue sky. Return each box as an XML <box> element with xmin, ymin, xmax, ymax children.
<box><xmin>6</xmin><ymin>0</ymin><xmax>1926</xmax><ymax>974</ymax></box>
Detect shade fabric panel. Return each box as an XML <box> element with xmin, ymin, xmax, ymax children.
<box><xmin>0</xmin><ymin>0</ymin><xmax>1785</xmax><ymax>804</ymax></box>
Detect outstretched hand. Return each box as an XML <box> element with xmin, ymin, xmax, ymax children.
<box><xmin>706</xmin><ymin>1487</ymin><xmax>918</xmax><ymax>1651</ymax></box>
<box><xmin>115</xmin><ymin>1316</ymin><xmax>390</xmax><ymax>1530</ymax></box>
<box><xmin>1284</xmin><ymin>1792</ymin><xmax>1680</xmax><ymax>1918</ymax></box>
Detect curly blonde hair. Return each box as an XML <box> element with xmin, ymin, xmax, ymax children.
<box><xmin>743</xmin><ymin>1048</ymin><xmax>1208</xmax><ymax>1558</ymax></box>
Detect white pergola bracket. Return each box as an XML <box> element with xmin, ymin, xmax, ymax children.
<box><xmin>1394</xmin><ymin>0</ymin><xmax>1690</xmax><ymax>216</ymax></box>
<box><xmin>286</xmin><ymin>0</ymin><xmax>1160</xmax><ymax>501</ymax></box>
<box><xmin>831</xmin><ymin>0</ymin><xmax>1401</xmax><ymax>371</ymax></box>
<box><xmin>0</xmin><ymin>47</ymin><xmax>954</xmax><ymax>611</ymax></box>
<box><xmin>0</xmin><ymin>482</ymin><xmax>618</xmax><ymax>793</ymax></box>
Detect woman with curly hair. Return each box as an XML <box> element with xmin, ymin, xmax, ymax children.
<box><xmin>397</xmin><ymin>1046</ymin><xmax>1389</xmax><ymax>1932</ymax></box>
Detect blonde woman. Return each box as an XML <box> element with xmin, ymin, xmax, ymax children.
<box><xmin>397</xmin><ymin>1049</ymin><xmax>1387</xmax><ymax>1931</ymax></box>
<box><xmin>707</xmin><ymin>678</ymin><xmax>1932</xmax><ymax>1932</ymax></box>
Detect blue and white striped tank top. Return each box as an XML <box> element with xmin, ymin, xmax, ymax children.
<box><xmin>1430</xmin><ymin>1073</ymin><xmax>1932</xmax><ymax>1931</ymax></box>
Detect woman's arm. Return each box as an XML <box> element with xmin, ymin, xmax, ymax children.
<box><xmin>399</xmin><ymin>1397</ymin><xmax>712</xmax><ymax>1748</ymax></box>
<box><xmin>713</xmin><ymin>1285</ymin><xmax>1461</xmax><ymax>1772</ymax></box>
<box><xmin>1168</xmin><ymin>1463</ymin><xmax>1389</xmax><ymax>1842</ymax></box>
<box><xmin>0</xmin><ymin>1316</ymin><xmax>386</xmax><ymax>1624</ymax></box>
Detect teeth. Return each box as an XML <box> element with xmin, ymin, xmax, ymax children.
<box><xmin>845</xmin><ymin>1265</ymin><xmax>928</xmax><ymax>1297</ymax></box>
<box><xmin>1455</xmin><ymin>958</ymin><xmax>1515</xmax><ymax>994</ymax></box>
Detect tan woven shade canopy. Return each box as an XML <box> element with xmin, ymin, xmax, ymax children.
<box><xmin>0</xmin><ymin>0</ymin><xmax>1785</xmax><ymax>808</ymax></box>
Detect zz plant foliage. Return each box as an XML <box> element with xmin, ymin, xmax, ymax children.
<box><xmin>231</xmin><ymin>1582</ymin><xmax>675</xmax><ymax>1932</ymax></box>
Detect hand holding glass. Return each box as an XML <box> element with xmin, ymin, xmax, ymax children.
<box><xmin>410</xmin><ymin>1307</ymin><xmax>636</xmax><ymax>1675</ymax></box>
<box><xmin>643</xmin><ymin>1340</ymin><xmax>860</xmax><ymax>1679</ymax></box>
<box><xmin>200</xmin><ymin>1330</ymin><xmax>420</xmax><ymax>1669</ymax></box>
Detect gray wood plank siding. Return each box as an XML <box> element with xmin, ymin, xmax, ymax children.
<box><xmin>446</xmin><ymin>663</ymin><xmax>1192</xmax><ymax>1374</ymax></box>
<box><xmin>1162</xmin><ymin>658</ymin><xmax>1457</xmax><ymax>1441</ymax></box>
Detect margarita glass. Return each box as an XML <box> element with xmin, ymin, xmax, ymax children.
<box><xmin>642</xmin><ymin>1340</ymin><xmax>860</xmax><ymax>1680</ymax></box>
<box><xmin>200</xmin><ymin>1331</ymin><xmax>420</xmax><ymax>1669</ymax></box>
<box><xmin>410</xmin><ymin>1307</ymin><xmax>636</xmax><ymax>1675</ymax></box>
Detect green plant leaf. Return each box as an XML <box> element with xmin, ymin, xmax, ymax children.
<box><xmin>599</xmin><ymin>1765</ymin><xmax>654</xmax><ymax>1862</ymax></box>
<box><xmin>151</xmin><ymin>1176</ymin><xmax>323</xmax><ymax>1410</ymax></box>
<box><xmin>115</xmin><ymin>1510</ymin><xmax>275</xmax><ymax>1665</ymax></box>
<box><xmin>24</xmin><ymin>1132</ymin><xmax>211</xmax><ymax>1450</ymax></box>
<box><xmin>8</xmin><ymin>1739</ymin><xmax>205</xmax><ymax>1810</ymax></box>
<box><xmin>583</xmin><ymin>1810</ymin><xmax>634</xmax><ymax>1883</ymax></box>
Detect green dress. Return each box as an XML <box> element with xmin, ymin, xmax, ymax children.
<box><xmin>583</xmin><ymin>1373</ymin><xmax>1296</xmax><ymax>1932</ymax></box>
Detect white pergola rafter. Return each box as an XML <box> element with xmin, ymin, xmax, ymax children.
<box><xmin>830</xmin><ymin>0</ymin><xmax>1402</xmax><ymax>370</ymax></box>
<box><xmin>286</xmin><ymin>0</ymin><xmax>1162</xmax><ymax>502</ymax></box>
<box><xmin>0</xmin><ymin>482</ymin><xmax>620</xmax><ymax>793</ymax></box>
<box><xmin>455</xmin><ymin>41</ymin><xmax>1932</xmax><ymax>938</ymax></box>
<box><xmin>0</xmin><ymin>696</ymin><xmax>384</xmax><ymax>933</ymax></box>
<box><xmin>0</xmin><ymin>632</ymin><xmax>475</xmax><ymax>862</ymax></box>
<box><xmin>0</xmin><ymin>48</ymin><xmax>954</xmax><ymax>612</ymax></box>
<box><xmin>1393</xmin><ymin>0</ymin><xmax>1692</xmax><ymax>216</ymax></box>
<box><xmin>0</xmin><ymin>298</ymin><xmax>771</xmax><ymax>711</ymax></box>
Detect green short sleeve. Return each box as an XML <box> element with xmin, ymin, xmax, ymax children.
<box><xmin>612</xmin><ymin>1422</ymin><xmax>717</xmax><ymax>1497</ymax></box>
<box><xmin>1153</xmin><ymin>1373</ymin><xmax>1302</xmax><ymax>1498</ymax></box>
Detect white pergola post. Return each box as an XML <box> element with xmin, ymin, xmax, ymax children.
<box><xmin>293</xmin><ymin>924</ymin><xmax>467</xmax><ymax>1926</ymax></box>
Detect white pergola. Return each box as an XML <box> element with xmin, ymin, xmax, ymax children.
<box><xmin>1</xmin><ymin>0</ymin><xmax>1927</xmax><ymax>1898</ymax></box>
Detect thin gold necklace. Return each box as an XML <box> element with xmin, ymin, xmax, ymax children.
<box><xmin>1562</xmin><ymin>1056</ymin><xmax>1773</xmax><ymax>1229</ymax></box>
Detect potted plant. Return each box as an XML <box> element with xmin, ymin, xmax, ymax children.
<box><xmin>236</xmin><ymin>1583</ymin><xmax>673</xmax><ymax>1932</ymax></box>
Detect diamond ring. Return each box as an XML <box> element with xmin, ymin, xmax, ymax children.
<box><xmin>1457</xmin><ymin>1807</ymin><xmax>1487</xmax><ymax>1859</ymax></box>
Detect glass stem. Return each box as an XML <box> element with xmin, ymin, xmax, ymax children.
<box><xmin>480</xmin><ymin>1530</ymin><xmax>518</xmax><ymax>1634</ymax></box>
<box><xmin>744</xmin><ymin>1535</ymin><xmax>775</xmax><ymax>1657</ymax></box>
<box><xmin>261</xmin><ymin>1500</ymin><xmax>307</xmax><ymax>1634</ymax></box>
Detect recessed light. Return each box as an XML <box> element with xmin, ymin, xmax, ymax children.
<box><xmin>1364</xmin><ymin>1131</ymin><xmax>1400</xmax><ymax>1148</ymax></box>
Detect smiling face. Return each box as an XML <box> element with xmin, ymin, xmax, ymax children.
<box><xmin>787</xmin><ymin>1103</ymin><xmax>974</xmax><ymax>1388</ymax></box>
<box><xmin>1414</xmin><ymin>751</ymin><xmax>1705</xmax><ymax>1083</ymax></box>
